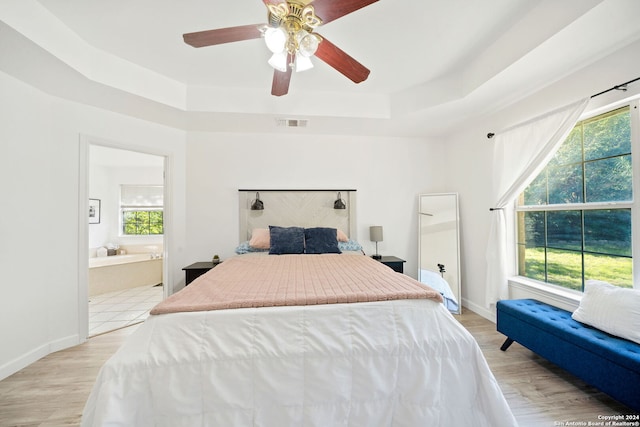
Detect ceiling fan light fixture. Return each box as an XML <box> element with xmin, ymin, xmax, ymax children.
<box><xmin>295</xmin><ymin>54</ymin><xmax>314</xmax><ymax>72</ymax></box>
<box><xmin>268</xmin><ymin>52</ymin><xmax>288</xmax><ymax>72</ymax></box>
<box><xmin>297</xmin><ymin>31</ymin><xmax>320</xmax><ymax>57</ymax></box>
<box><xmin>264</xmin><ymin>27</ymin><xmax>287</xmax><ymax>53</ymax></box>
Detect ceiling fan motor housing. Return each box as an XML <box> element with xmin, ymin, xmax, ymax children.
<box><xmin>267</xmin><ymin>1</ymin><xmax>322</xmax><ymax>33</ymax></box>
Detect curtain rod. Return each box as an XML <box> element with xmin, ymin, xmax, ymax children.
<box><xmin>487</xmin><ymin>76</ymin><xmax>640</xmax><ymax>139</ymax></box>
<box><xmin>238</xmin><ymin>189</ymin><xmax>357</xmax><ymax>192</ymax></box>
<box><xmin>590</xmin><ymin>76</ymin><xmax>640</xmax><ymax>99</ymax></box>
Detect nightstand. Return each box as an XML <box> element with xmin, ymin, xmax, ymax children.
<box><xmin>374</xmin><ymin>256</ymin><xmax>406</xmax><ymax>273</ymax></box>
<box><xmin>182</xmin><ymin>261</ymin><xmax>220</xmax><ymax>285</ymax></box>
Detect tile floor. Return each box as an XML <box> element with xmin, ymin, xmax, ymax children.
<box><xmin>88</xmin><ymin>284</ymin><xmax>164</xmax><ymax>337</ymax></box>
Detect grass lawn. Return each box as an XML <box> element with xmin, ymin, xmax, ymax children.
<box><xmin>522</xmin><ymin>247</ymin><xmax>632</xmax><ymax>291</ymax></box>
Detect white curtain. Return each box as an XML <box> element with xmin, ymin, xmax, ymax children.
<box><xmin>485</xmin><ymin>98</ymin><xmax>590</xmax><ymax>308</ymax></box>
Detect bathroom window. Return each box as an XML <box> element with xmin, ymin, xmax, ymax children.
<box><xmin>120</xmin><ymin>185</ymin><xmax>164</xmax><ymax>235</ymax></box>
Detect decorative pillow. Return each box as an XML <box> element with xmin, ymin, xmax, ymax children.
<box><xmin>338</xmin><ymin>239</ymin><xmax>363</xmax><ymax>252</ymax></box>
<box><xmin>235</xmin><ymin>241</ymin><xmax>269</xmax><ymax>254</ymax></box>
<box><xmin>572</xmin><ymin>280</ymin><xmax>640</xmax><ymax>344</ymax></box>
<box><xmin>269</xmin><ymin>226</ymin><xmax>305</xmax><ymax>255</ymax></box>
<box><xmin>337</xmin><ymin>229</ymin><xmax>349</xmax><ymax>242</ymax></box>
<box><xmin>304</xmin><ymin>227</ymin><xmax>341</xmax><ymax>254</ymax></box>
<box><xmin>235</xmin><ymin>241</ymin><xmax>251</xmax><ymax>254</ymax></box>
<box><xmin>249</xmin><ymin>228</ymin><xmax>270</xmax><ymax>249</ymax></box>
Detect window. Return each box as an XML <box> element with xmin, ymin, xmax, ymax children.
<box><xmin>120</xmin><ymin>185</ymin><xmax>164</xmax><ymax>235</ymax></box>
<box><xmin>516</xmin><ymin>105</ymin><xmax>636</xmax><ymax>291</ymax></box>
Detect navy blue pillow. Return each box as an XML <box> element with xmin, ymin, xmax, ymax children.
<box><xmin>269</xmin><ymin>226</ymin><xmax>305</xmax><ymax>255</ymax></box>
<box><xmin>304</xmin><ymin>227</ymin><xmax>342</xmax><ymax>254</ymax></box>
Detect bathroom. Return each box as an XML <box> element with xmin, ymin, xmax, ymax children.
<box><xmin>88</xmin><ymin>145</ymin><xmax>165</xmax><ymax>335</ymax></box>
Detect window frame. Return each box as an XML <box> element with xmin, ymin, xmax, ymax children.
<box><xmin>514</xmin><ymin>98</ymin><xmax>640</xmax><ymax>291</ymax></box>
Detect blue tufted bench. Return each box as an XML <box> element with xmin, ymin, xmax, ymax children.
<box><xmin>496</xmin><ymin>299</ymin><xmax>640</xmax><ymax>412</ymax></box>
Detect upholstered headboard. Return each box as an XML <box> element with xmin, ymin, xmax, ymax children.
<box><xmin>238</xmin><ymin>189</ymin><xmax>357</xmax><ymax>242</ymax></box>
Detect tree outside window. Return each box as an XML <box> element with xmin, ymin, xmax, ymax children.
<box><xmin>516</xmin><ymin>106</ymin><xmax>634</xmax><ymax>291</ymax></box>
<box><xmin>120</xmin><ymin>185</ymin><xmax>164</xmax><ymax>236</ymax></box>
<box><xmin>122</xmin><ymin>210</ymin><xmax>163</xmax><ymax>235</ymax></box>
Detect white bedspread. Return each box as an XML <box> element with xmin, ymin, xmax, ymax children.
<box><xmin>82</xmin><ymin>299</ymin><xmax>516</xmax><ymax>426</ymax></box>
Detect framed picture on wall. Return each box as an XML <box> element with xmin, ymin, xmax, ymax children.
<box><xmin>89</xmin><ymin>198</ymin><xmax>101</xmax><ymax>224</ymax></box>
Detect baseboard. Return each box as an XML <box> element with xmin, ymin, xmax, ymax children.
<box><xmin>50</xmin><ymin>334</ymin><xmax>81</xmax><ymax>353</ymax></box>
<box><xmin>0</xmin><ymin>334</ymin><xmax>80</xmax><ymax>381</ymax></box>
<box><xmin>462</xmin><ymin>298</ymin><xmax>496</xmax><ymax>323</ymax></box>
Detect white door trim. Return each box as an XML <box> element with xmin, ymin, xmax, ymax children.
<box><xmin>78</xmin><ymin>134</ymin><xmax>173</xmax><ymax>342</ymax></box>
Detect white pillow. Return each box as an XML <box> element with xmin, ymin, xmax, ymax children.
<box><xmin>571</xmin><ymin>280</ymin><xmax>640</xmax><ymax>344</ymax></box>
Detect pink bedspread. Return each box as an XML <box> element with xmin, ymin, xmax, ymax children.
<box><xmin>151</xmin><ymin>254</ymin><xmax>443</xmax><ymax>315</ymax></box>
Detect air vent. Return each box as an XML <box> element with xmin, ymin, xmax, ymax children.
<box><xmin>276</xmin><ymin>118</ymin><xmax>308</xmax><ymax>128</ymax></box>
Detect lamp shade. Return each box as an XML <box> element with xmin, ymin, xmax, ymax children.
<box><xmin>369</xmin><ymin>226</ymin><xmax>383</xmax><ymax>242</ymax></box>
<box><xmin>296</xmin><ymin>31</ymin><xmax>320</xmax><ymax>57</ymax></box>
<box><xmin>264</xmin><ymin>27</ymin><xmax>287</xmax><ymax>53</ymax></box>
<box><xmin>268</xmin><ymin>52</ymin><xmax>288</xmax><ymax>72</ymax></box>
<box><xmin>295</xmin><ymin>54</ymin><xmax>314</xmax><ymax>73</ymax></box>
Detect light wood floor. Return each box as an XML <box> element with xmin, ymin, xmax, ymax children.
<box><xmin>0</xmin><ymin>309</ymin><xmax>636</xmax><ymax>426</ymax></box>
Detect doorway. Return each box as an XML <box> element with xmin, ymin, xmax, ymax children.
<box><xmin>81</xmin><ymin>140</ymin><xmax>169</xmax><ymax>338</ymax></box>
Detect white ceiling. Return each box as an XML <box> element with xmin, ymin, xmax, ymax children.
<box><xmin>36</xmin><ymin>0</ymin><xmax>531</xmax><ymax>94</ymax></box>
<box><xmin>3</xmin><ymin>0</ymin><xmax>640</xmax><ymax>136</ymax></box>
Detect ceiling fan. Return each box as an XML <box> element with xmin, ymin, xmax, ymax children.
<box><xmin>183</xmin><ymin>0</ymin><xmax>378</xmax><ymax>96</ymax></box>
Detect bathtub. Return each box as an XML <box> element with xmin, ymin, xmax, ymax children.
<box><xmin>88</xmin><ymin>254</ymin><xmax>163</xmax><ymax>297</ymax></box>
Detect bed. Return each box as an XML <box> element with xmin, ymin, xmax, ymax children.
<box><xmin>82</xmin><ymin>256</ymin><xmax>515</xmax><ymax>425</ymax></box>
<box><xmin>81</xmin><ymin>192</ymin><xmax>515</xmax><ymax>426</ymax></box>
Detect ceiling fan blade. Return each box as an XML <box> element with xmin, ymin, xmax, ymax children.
<box><xmin>271</xmin><ymin>60</ymin><xmax>293</xmax><ymax>96</ymax></box>
<box><xmin>314</xmin><ymin>35</ymin><xmax>370</xmax><ymax>83</ymax></box>
<box><xmin>311</xmin><ymin>0</ymin><xmax>379</xmax><ymax>25</ymax></box>
<box><xmin>183</xmin><ymin>24</ymin><xmax>264</xmax><ymax>48</ymax></box>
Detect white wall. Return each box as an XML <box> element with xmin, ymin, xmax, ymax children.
<box><xmin>88</xmin><ymin>163</ymin><xmax>110</xmax><ymax>249</ymax></box>
<box><xmin>0</xmin><ymin>70</ymin><xmax>187</xmax><ymax>380</ymax></box>
<box><xmin>443</xmin><ymin>39</ymin><xmax>640</xmax><ymax>320</ymax></box>
<box><xmin>184</xmin><ymin>132</ymin><xmax>447</xmax><ymax>289</ymax></box>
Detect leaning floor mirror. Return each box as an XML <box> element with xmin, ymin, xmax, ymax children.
<box><xmin>418</xmin><ymin>193</ymin><xmax>462</xmax><ymax>314</ymax></box>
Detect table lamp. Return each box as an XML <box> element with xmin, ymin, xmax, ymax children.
<box><xmin>370</xmin><ymin>226</ymin><xmax>383</xmax><ymax>259</ymax></box>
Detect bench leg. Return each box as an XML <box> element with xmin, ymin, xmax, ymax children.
<box><xmin>500</xmin><ymin>338</ymin><xmax>514</xmax><ymax>351</ymax></box>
